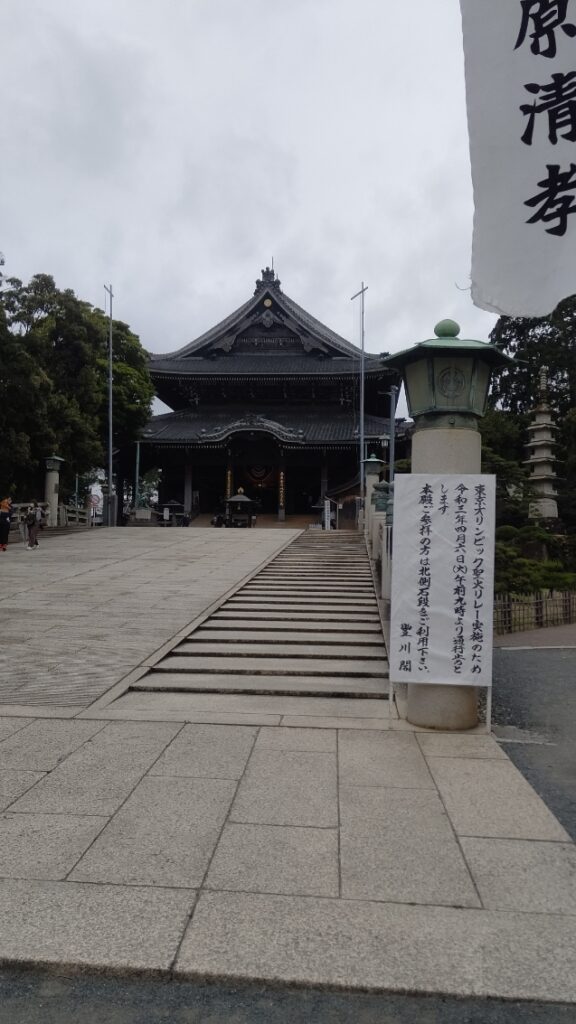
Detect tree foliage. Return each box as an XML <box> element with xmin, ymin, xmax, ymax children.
<box><xmin>494</xmin><ymin>526</ymin><xmax>576</xmax><ymax>593</ymax></box>
<box><xmin>478</xmin><ymin>409</ymin><xmax>532</xmax><ymax>527</ymax></box>
<box><xmin>490</xmin><ymin>294</ymin><xmax>576</xmax><ymax>416</ymax></box>
<box><xmin>490</xmin><ymin>296</ymin><xmax>576</xmax><ymax>536</ymax></box>
<box><xmin>0</xmin><ymin>273</ymin><xmax>153</xmax><ymax>498</ymax></box>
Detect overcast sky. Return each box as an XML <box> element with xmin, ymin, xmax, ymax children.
<box><xmin>1</xmin><ymin>0</ymin><xmax>497</xmax><ymax>389</ymax></box>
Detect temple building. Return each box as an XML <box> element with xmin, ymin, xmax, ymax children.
<box><xmin>142</xmin><ymin>268</ymin><xmax>394</xmax><ymax>520</ymax></box>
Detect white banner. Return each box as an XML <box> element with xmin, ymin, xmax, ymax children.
<box><xmin>461</xmin><ymin>0</ymin><xmax>576</xmax><ymax>316</ymax></box>
<box><xmin>390</xmin><ymin>475</ymin><xmax>496</xmax><ymax>688</ymax></box>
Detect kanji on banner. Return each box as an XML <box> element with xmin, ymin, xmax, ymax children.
<box><xmin>390</xmin><ymin>474</ymin><xmax>496</xmax><ymax>688</ymax></box>
<box><xmin>460</xmin><ymin>0</ymin><xmax>576</xmax><ymax>316</ymax></box>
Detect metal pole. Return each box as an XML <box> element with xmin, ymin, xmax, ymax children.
<box><xmin>351</xmin><ymin>283</ymin><xmax>368</xmax><ymax>520</ymax></box>
<box><xmin>104</xmin><ymin>284</ymin><xmax>114</xmax><ymax>527</ymax></box>
<box><xmin>388</xmin><ymin>385</ymin><xmax>398</xmax><ymax>488</ymax></box>
<box><xmin>134</xmin><ymin>440</ymin><xmax>140</xmax><ymax>509</ymax></box>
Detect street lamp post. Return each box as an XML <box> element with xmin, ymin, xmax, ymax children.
<box><xmin>134</xmin><ymin>440</ymin><xmax>141</xmax><ymax>509</ymax></box>
<box><xmin>351</xmin><ymin>283</ymin><xmax>368</xmax><ymax>526</ymax></box>
<box><xmin>104</xmin><ymin>283</ymin><xmax>115</xmax><ymax>527</ymax></box>
<box><xmin>388</xmin><ymin>384</ymin><xmax>398</xmax><ymax>488</ymax></box>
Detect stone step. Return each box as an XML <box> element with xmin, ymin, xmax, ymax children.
<box><xmin>213</xmin><ymin>610</ymin><xmax>381</xmax><ymax>622</ymax></box>
<box><xmin>189</xmin><ymin>628</ymin><xmax>385</xmax><ymax>643</ymax></box>
<box><xmin>176</xmin><ymin>641</ymin><xmax>387</xmax><ymax>659</ymax></box>
<box><xmin>226</xmin><ymin>598</ymin><xmax>379</xmax><ymax>606</ymax></box>
<box><xmin>240</xmin><ymin>585</ymin><xmax>373</xmax><ymax>593</ymax></box>
<box><xmin>252</xmin><ymin>574</ymin><xmax>373</xmax><ymax>581</ymax></box>
<box><xmin>228</xmin><ymin>593</ymin><xmax>377</xmax><ymax>598</ymax></box>
<box><xmin>157</xmin><ymin>655</ymin><xmax>387</xmax><ymax>677</ymax></box>
<box><xmin>259</xmin><ymin>566</ymin><xmax>372</xmax><ymax>573</ymax></box>
<box><xmin>238</xmin><ymin>593</ymin><xmax>377</xmax><ymax>598</ymax></box>
<box><xmin>134</xmin><ymin>672</ymin><xmax>388</xmax><ymax>697</ymax></box>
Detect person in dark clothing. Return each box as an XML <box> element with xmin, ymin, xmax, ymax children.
<box><xmin>0</xmin><ymin>497</ymin><xmax>13</xmax><ymax>551</ymax></box>
<box><xmin>25</xmin><ymin>502</ymin><xmax>44</xmax><ymax>549</ymax></box>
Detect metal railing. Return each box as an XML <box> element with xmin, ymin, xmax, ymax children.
<box><xmin>494</xmin><ymin>591</ymin><xmax>576</xmax><ymax>634</ymax></box>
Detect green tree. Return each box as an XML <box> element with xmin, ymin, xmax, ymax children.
<box><xmin>478</xmin><ymin>409</ymin><xmax>532</xmax><ymax>527</ymax></box>
<box><xmin>490</xmin><ymin>297</ymin><xmax>576</xmax><ymax>536</ymax></box>
<box><xmin>0</xmin><ymin>273</ymin><xmax>153</xmax><ymax>499</ymax></box>
<box><xmin>490</xmin><ymin>294</ymin><xmax>576</xmax><ymax>416</ymax></box>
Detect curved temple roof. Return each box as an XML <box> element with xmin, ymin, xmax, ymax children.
<box><xmin>149</xmin><ymin>268</ymin><xmax>384</xmax><ymax>374</ymax></box>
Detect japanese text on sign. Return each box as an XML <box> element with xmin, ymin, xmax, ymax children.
<box><xmin>390</xmin><ymin>475</ymin><xmax>496</xmax><ymax>687</ymax></box>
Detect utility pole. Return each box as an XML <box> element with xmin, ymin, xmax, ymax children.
<box><xmin>351</xmin><ymin>283</ymin><xmax>368</xmax><ymax>521</ymax></box>
<box><xmin>388</xmin><ymin>384</ymin><xmax>399</xmax><ymax>488</ymax></box>
<box><xmin>104</xmin><ymin>284</ymin><xmax>115</xmax><ymax>527</ymax></box>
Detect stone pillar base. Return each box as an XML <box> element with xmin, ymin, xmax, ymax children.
<box><xmin>278</xmin><ymin>509</ymin><xmax>285</xmax><ymax>522</ymax></box>
<box><xmin>407</xmin><ymin>684</ymin><xmax>478</xmax><ymax>730</ymax></box>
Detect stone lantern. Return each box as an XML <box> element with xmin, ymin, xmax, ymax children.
<box><xmin>44</xmin><ymin>455</ymin><xmax>65</xmax><ymax>528</ymax></box>
<box><xmin>384</xmin><ymin>320</ymin><xmax>512</xmax><ymax>729</ymax></box>
<box><xmin>385</xmin><ymin>319</ymin><xmax>510</xmax><ymax>475</ymax></box>
<box><xmin>362</xmin><ymin>453</ymin><xmax>385</xmax><ymax>522</ymax></box>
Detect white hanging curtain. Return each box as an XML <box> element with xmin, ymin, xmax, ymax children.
<box><xmin>460</xmin><ymin>0</ymin><xmax>576</xmax><ymax>316</ymax></box>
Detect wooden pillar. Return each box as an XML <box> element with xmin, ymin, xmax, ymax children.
<box><xmin>184</xmin><ymin>458</ymin><xmax>193</xmax><ymax>513</ymax></box>
<box><xmin>225</xmin><ymin>456</ymin><xmax>233</xmax><ymax>499</ymax></box>
<box><xmin>320</xmin><ymin>461</ymin><xmax>328</xmax><ymax>500</ymax></box>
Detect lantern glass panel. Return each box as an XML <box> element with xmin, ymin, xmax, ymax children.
<box><xmin>404</xmin><ymin>359</ymin><xmax>433</xmax><ymax>416</ymax></box>
<box><xmin>432</xmin><ymin>356</ymin><xmax>474</xmax><ymax>412</ymax></box>
<box><xmin>470</xmin><ymin>360</ymin><xmax>491</xmax><ymax>415</ymax></box>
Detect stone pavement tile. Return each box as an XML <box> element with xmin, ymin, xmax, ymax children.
<box><xmin>10</xmin><ymin>765</ymin><xmax>151</xmax><ymax>817</ymax></box>
<box><xmin>0</xmin><ymin>878</ymin><xmax>194</xmax><ymax>972</ymax></box>
<box><xmin>281</xmin><ymin>715</ymin><xmax>390</xmax><ymax>730</ymax></box>
<box><xmin>205</xmin><ymin>823</ymin><xmax>339</xmax><ymax>897</ymax></box>
<box><xmin>0</xmin><ymin>720</ymin><xmax>105</xmax><ymax>770</ymax></box>
<box><xmin>338</xmin><ymin>730</ymin><xmax>435</xmax><ymax>789</ymax></box>
<box><xmin>417</xmin><ymin>734</ymin><xmax>507</xmax><ymax>760</ymax></box>
<box><xmin>230</xmin><ymin>749</ymin><xmax>337</xmax><ymax>827</ymax></box>
<box><xmin>0</xmin><ymin>771</ymin><xmax>45</xmax><ymax>812</ymax></box>
<box><xmin>461</xmin><ymin>837</ymin><xmax>576</xmax><ymax>914</ymax></box>
<box><xmin>0</xmin><ymin>718</ymin><xmax>32</xmax><ymax>741</ymax></box>
<box><xmin>175</xmin><ymin>891</ymin><xmax>576</xmax><ymax>1001</ymax></box>
<box><xmin>0</xmin><ymin>812</ymin><xmax>108</xmax><ymax>880</ymax></box>
<box><xmin>83</xmin><ymin>707</ymin><xmax>283</xmax><ymax>727</ymax></box>
<box><xmin>70</xmin><ymin>776</ymin><xmax>236</xmax><ymax>888</ymax></box>
<box><xmin>255</xmin><ymin>727</ymin><xmax>336</xmax><ymax>752</ymax></box>
<box><xmin>106</xmin><ymin>692</ymin><xmax>390</xmax><ymax>719</ymax></box>
<box><xmin>64</xmin><ymin>720</ymin><xmax>182</xmax><ymax>769</ymax></box>
<box><xmin>150</xmin><ymin>724</ymin><xmax>257</xmax><ymax>780</ymax></box>
<box><xmin>339</xmin><ymin>788</ymin><xmax>480</xmax><ymax>908</ymax></box>
<box><xmin>428</xmin><ymin>757</ymin><xmax>570</xmax><ymax>841</ymax></box>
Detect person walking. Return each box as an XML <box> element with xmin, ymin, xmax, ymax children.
<box><xmin>25</xmin><ymin>502</ymin><xmax>44</xmax><ymax>549</ymax></box>
<box><xmin>0</xmin><ymin>497</ymin><xmax>13</xmax><ymax>552</ymax></box>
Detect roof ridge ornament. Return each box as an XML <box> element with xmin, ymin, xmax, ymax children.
<box><xmin>254</xmin><ymin>266</ymin><xmax>281</xmax><ymax>294</ymax></box>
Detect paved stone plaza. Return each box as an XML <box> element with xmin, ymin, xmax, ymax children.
<box><xmin>0</xmin><ymin>530</ymin><xmax>574</xmax><ymax>1004</ymax></box>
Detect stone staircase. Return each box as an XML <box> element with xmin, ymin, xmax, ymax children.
<box><xmin>132</xmin><ymin>531</ymin><xmax>389</xmax><ymax>702</ymax></box>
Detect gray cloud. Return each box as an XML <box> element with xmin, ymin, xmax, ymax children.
<box><xmin>1</xmin><ymin>0</ymin><xmax>497</xmax><ymax>386</ymax></box>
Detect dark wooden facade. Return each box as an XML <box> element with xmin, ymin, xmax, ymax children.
<box><xmin>143</xmin><ymin>269</ymin><xmax>394</xmax><ymax>519</ymax></box>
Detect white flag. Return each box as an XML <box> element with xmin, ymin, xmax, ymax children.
<box><xmin>460</xmin><ymin>0</ymin><xmax>576</xmax><ymax>316</ymax></box>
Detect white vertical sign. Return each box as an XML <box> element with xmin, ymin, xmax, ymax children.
<box><xmin>390</xmin><ymin>475</ymin><xmax>496</xmax><ymax>688</ymax></box>
<box><xmin>460</xmin><ymin>0</ymin><xmax>576</xmax><ymax>316</ymax></box>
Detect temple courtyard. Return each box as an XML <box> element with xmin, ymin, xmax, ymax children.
<box><xmin>0</xmin><ymin>529</ymin><xmax>574</xmax><ymax>1005</ymax></box>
